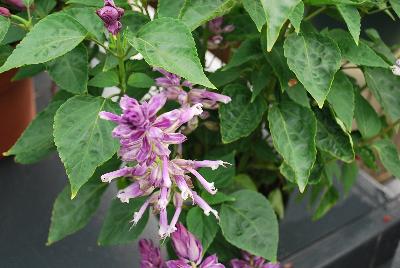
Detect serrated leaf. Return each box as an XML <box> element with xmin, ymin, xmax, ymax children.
<box><xmin>98</xmin><ymin>197</ymin><xmax>149</xmax><ymax>245</ymax></box>
<box><xmin>179</xmin><ymin>0</ymin><xmax>237</xmax><ymax>31</ymax></box>
<box><xmin>219</xmin><ymin>84</ymin><xmax>267</xmax><ymax>143</ymax></box>
<box><xmin>88</xmin><ymin>69</ymin><xmax>119</xmax><ymax>88</ymax></box>
<box><xmin>251</xmin><ymin>64</ymin><xmax>272</xmax><ymax>102</ymax></box>
<box><xmin>157</xmin><ymin>0</ymin><xmax>186</xmax><ymax>18</ymax></box>
<box><xmin>286</xmin><ymin>84</ymin><xmax>310</xmax><ymax>108</ymax></box>
<box><xmin>34</xmin><ymin>0</ymin><xmax>57</xmax><ymax>17</ymax></box>
<box><xmin>187</xmin><ymin>207</ymin><xmax>218</xmax><ymax>252</ymax></box>
<box><xmin>47</xmin><ymin>44</ymin><xmax>88</xmax><ymax>94</ymax></box>
<box><xmin>200</xmin><ymin>191</ymin><xmax>236</xmax><ymax>205</ymax></box>
<box><xmin>268</xmin><ymin>98</ymin><xmax>317</xmax><ymax>192</ymax></box>
<box><xmin>262</xmin><ymin>0</ymin><xmax>301</xmax><ymax>51</ymax></box>
<box><xmin>0</xmin><ymin>16</ymin><xmax>10</xmax><ymax>44</ymax></box>
<box><xmin>313</xmin><ymin>186</ymin><xmax>339</xmax><ymax>221</ymax></box>
<box><xmin>220</xmin><ymin>190</ymin><xmax>279</xmax><ymax>261</ymax></box>
<box><xmin>337</xmin><ymin>4</ymin><xmax>360</xmax><ymax>45</ymax></box>
<box><xmin>314</xmin><ymin>108</ymin><xmax>355</xmax><ymax>163</ymax></box>
<box><xmin>64</xmin><ymin>7</ymin><xmax>104</xmax><ymax>42</ymax></box>
<box><xmin>127</xmin><ymin>72</ymin><xmax>154</xmax><ymax>88</ymax></box>
<box><xmin>364</xmin><ymin>29</ymin><xmax>396</xmax><ymax>63</ymax></box>
<box><xmin>341</xmin><ymin>162</ymin><xmax>358</xmax><ymax>195</ymax></box>
<box><xmin>242</xmin><ymin>0</ymin><xmax>266</xmax><ymax>31</ymax></box>
<box><xmin>268</xmin><ymin>189</ymin><xmax>285</xmax><ymax>219</ymax></box>
<box><xmin>289</xmin><ymin>1</ymin><xmax>304</xmax><ymax>34</ymax></box>
<box><xmin>327</xmin><ymin>29</ymin><xmax>389</xmax><ymax>68</ymax></box>
<box><xmin>364</xmin><ymin>67</ymin><xmax>400</xmax><ymax>121</ymax></box>
<box><xmin>12</xmin><ymin>64</ymin><xmax>45</xmax><ymax>81</ymax></box>
<box><xmin>233</xmin><ymin>174</ymin><xmax>257</xmax><ymax>191</ymax></box>
<box><xmin>5</xmin><ymin>100</ymin><xmax>64</xmax><ymax>163</ymax></box>
<box><xmin>54</xmin><ymin>96</ymin><xmax>120</xmax><ymax>197</ymax></box>
<box><xmin>121</xmin><ymin>13</ymin><xmax>149</xmax><ymax>33</ymax></box>
<box><xmin>0</xmin><ymin>13</ymin><xmax>87</xmax><ymax>73</ymax></box>
<box><xmin>0</xmin><ymin>46</ymin><xmax>12</xmax><ymax>66</ymax></box>
<box><xmin>327</xmin><ymin>72</ymin><xmax>355</xmax><ymax>131</ymax></box>
<box><xmin>390</xmin><ymin>0</ymin><xmax>400</xmax><ymax>18</ymax></box>
<box><xmin>127</xmin><ymin>18</ymin><xmax>215</xmax><ymax>89</ymax></box>
<box><xmin>284</xmin><ymin>31</ymin><xmax>341</xmax><ymax>107</ymax></box>
<box><xmin>354</xmin><ymin>93</ymin><xmax>382</xmax><ymax>139</ymax></box>
<box><xmin>373</xmin><ymin>139</ymin><xmax>400</xmax><ymax>178</ymax></box>
<box><xmin>47</xmin><ymin>158</ymin><xmax>119</xmax><ymax>245</ymax></box>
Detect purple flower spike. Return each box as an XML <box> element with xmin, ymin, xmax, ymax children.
<box><xmin>139</xmin><ymin>239</ymin><xmax>164</xmax><ymax>268</ymax></box>
<box><xmin>96</xmin><ymin>0</ymin><xmax>124</xmax><ymax>35</ymax></box>
<box><xmin>0</xmin><ymin>7</ymin><xmax>11</xmax><ymax>17</ymax></box>
<box><xmin>171</xmin><ymin>223</ymin><xmax>203</xmax><ymax>264</ymax></box>
<box><xmin>231</xmin><ymin>251</ymin><xmax>281</xmax><ymax>268</ymax></box>
<box><xmin>165</xmin><ymin>260</ymin><xmax>191</xmax><ymax>268</ymax></box>
<box><xmin>200</xmin><ymin>255</ymin><xmax>225</xmax><ymax>268</ymax></box>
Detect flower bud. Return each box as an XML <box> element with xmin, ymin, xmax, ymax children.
<box><xmin>3</xmin><ymin>0</ymin><xmax>25</xmax><ymax>9</ymax></box>
<box><xmin>0</xmin><ymin>7</ymin><xmax>11</xmax><ymax>17</ymax></box>
<box><xmin>96</xmin><ymin>0</ymin><xmax>124</xmax><ymax>35</ymax></box>
<box><xmin>171</xmin><ymin>223</ymin><xmax>203</xmax><ymax>264</ymax></box>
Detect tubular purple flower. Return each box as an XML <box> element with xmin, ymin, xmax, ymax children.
<box><xmin>192</xmin><ymin>191</ymin><xmax>219</xmax><ymax>219</ymax></box>
<box><xmin>199</xmin><ymin>255</ymin><xmax>225</xmax><ymax>268</ymax></box>
<box><xmin>167</xmin><ymin>193</ymin><xmax>183</xmax><ymax>236</ymax></box>
<box><xmin>139</xmin><ymin>239</ymin><xmax>164</xmax><ymax>268</ymax></box>
<box><xmin>101</xmin><ymin>165</ymin><xmax>147</xmax><ymax>183</ymax></box>
<box><xmin>158</xmin><ymin>186</ymin><xmax>169</xmax><ymax>210</ymax></box>
<box><xmin>189</xmin><ymin>89</ymin><xmax>232</xmax><ymax>109</ymax></box>
<box><xmin>0</xmin><ymin>7</ymin><xmax>11</xmax><ymax>17</ymax></box>
<box><xmin>165</xmin><ymin>260</ymin><xmax>191</xmax><ymax>268</ymax></box>
<box><xmin>117</xmin><ymin>180</ymin><xmax>153</xmax><ymax>203</ymax></box>
<box><xmin>96</xmin><ymin>0</ymin><xmax>124</xmax><ymax>35</ymax></box>
<box><xmin>159</xmin><ymin>208</ymin><xmax>169</xmax><ymax>238</ymax></box>
<box><xmin>131</xmin><ymin>197</ymin><xmax>151</xmax><ymax>226</ymax></box>
<box><xmin>171</xmin><ymin>223</ymin><xmax>203</xmax><ymax>264</ymax></box>
<box><xmin>162</xmin><ymin>156</ymin><xmax>172</xmax><ymax>188</ymax></box>
<box><xmin>175</xmin><ymin>175</ymin><xmax>193</xmax><ymax>200</ymax></box>
<box><xmin>187</xmin><ymin>167</ymin><xmax>217</xmax><ymax>195</ymax></box>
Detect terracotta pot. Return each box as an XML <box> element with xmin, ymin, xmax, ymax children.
<box><xmin>0</xmin><ymin>69</ymin><xmax>36</xmax><ymax>157</ymax></box>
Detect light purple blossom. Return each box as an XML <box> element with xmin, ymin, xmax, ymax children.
<box><xmin>230</xmin><ymin>251</ymin><xmax>280</xmax><ymax>268</ymax></box>
<box><xmin>155</xmin><ymin>69</ymin><xmax>231</xmax><ymax>110</ymax></box>
<box><xmin>139</xmin><ymin>239</ymin><xmax>164</xmax><ymax>268</ymax></box>
<box><xmin>208</xmin><ymin>17</ymin><xmax>235</xmax><ymax>45</ymax></box>
<box><xmin>96</xmin><ymin>0</ymin><xmax>124</xmax><ymax>35</ymax></box>
<box><xmin>0</xmin><ymin>7</ymin><xmax>11</xmax><ymax>17</ymax></box>
<box><xmin>166</xmin><ymin>223</ymin><xmax>225</xmax><ymax>268</ymax></box>
<box><xmin>391</xmin><ymin>59</ymin><xmax>400</xmax><ymax>76</ymax></box>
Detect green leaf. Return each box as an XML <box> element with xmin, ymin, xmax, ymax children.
<box><xmin>23</xmin><ymin>0</ymin><xmax>34</xmax><ymax>7</ymax></box>
<box><xmin>341</xmin><ymin>162</ymin><xmax>358</xmax><ymax>195</ymax></box>
<box><xmin>327</xmin><ymin>29</ymin><xmax>389</xmax><ymax>68</ymax></box>
<box><xmin>313</xmin><ymin>186</ymin><xmax>339</xmax><ymax>221</ymax></box>
<box><xmin>284</xmin><ymin>31</ymin><xmax>341</xmax><ymax>107</ymax></box>
<box><xmin>4</xmin><ymin>100</ymin><xmax>65</xmax><ymax>163</ymax></box>
<box><xmin>286</xmin><ymin>84</ymin><xmax>310</xmax><ymax>108</ymax></box>
<box><xmin>220</xmin><ymin>190</ymin><xmax>279</xmax><ymax>261</ymax></box>
<box><xmin>88</xmin><ymin>70</ymin><xmax>119</xmax><ymax>88</ymax></box>
<box><xmin>354</xmin><ymin>93</ymin><xmax>382</xmax><ymax>139</ymax></box>
<box><xmin>390</xmin><ymin>0</ymin><xmax>400</xmax><ymax>18</ymax></box>
<box><xmin>327</xmin><ymin>72</ymin><xmax>355</xmax><ymax>131</ymax></box>
<box><xmin>262</xmin><ymin>0</ymin><xmax>301</xmax><ymax>51</ymax></box>
<box><xmin>34</xmin><ymin>0</ymin><xmax>57</xmax><ymax>17</ymax></box>
<box><xmin>314</xmin><ymin>108</ymin><xmax>355</xmax><ymax>163</ymax></box>
<box><xmin>200</xmin><ymin>191</ymin><xmax>236</xmax><ymax>205</ymax></box>
<box><xmin>98</xmin><ymin>197</ymin><xmax>149</xmax><ymax>246</ymax></box>
<box><xmin>47</xmin><ymin>44</ymin><xmax>88</xmax><ymax>94</ymax></box>
<box><xmin>364</xmin><ymin>67</ymin><xmax>400</xmax><ymax>121</ymax></box>
<box><xmin>268</xmin><ymin>98</ymin><xmax>317</xmax><ymax>192</ymax></box>
<box><xmin>364</xmin><ymin>29</ymin><xmax>396</xmax><ymax>63</ymax></box>
<box><xmin>251</xmin><ymin>64</ymin><xmax>272</xmax><ymax>102</ymax></box>
<box><xmin>233</xmin><ymin>174</ymin><xmax>257</xmax><ymax>191</ymax></box>
<box><xmin>12</xmin><ymin>64</ymin><xmax>45</xmax><ymax>81</ymax></box>
<box><xmin>127</xmin><ymin>18</ymin><xmax>215</xmax><ymax>89</ymax></box>
<box><xmin>64</xmin><ymin>7</ymin><xmax>104</xmax><ymax>42</ymax></box>
<box><xmin>47</xmin><ymin>158</ymin><xmax>119</xmax><ymax>245</ymax></box>
<box><xmin>0</xmin><ymin>16</ymin><xmax>10</xmax><ymax>44</ymax></box>
<box><xmin>179</xmin><ymin>0</ymin><xmax>237</xmax><ymax>31</ymax></box>
<box><xmin>187</xmin><ymin>207</ymin><xmax>218</xmax><ymax>251</ymax></box>
<box><xmin>66</xmin><ymin>0</ymin><xmax>102</xmax><ymax>6</ymax></box>
<box><xmin>219</xmin><ymin>84</ymin><xmax>267</xmax><ymax>143</ymax></box>
<box><xmin>0</xmin><ymin>46</ymin><xmax>12</xmax><ymax>66</ymax></box>
<box><xmin>223</xmin><ymin>38</ymin><xmax>263</xmax><ymax>70</ymax></box>
<box><xmin>337</xmin><ymin>4</ymin><xmax>360</xmax><ymax>45</ymax></box>
<box><xmin>289</xmin><ymin>1</ymin><xmax>304</xmax><ymax>34</ymax></box>
<box><xmin>373</xmin><ymin>139</ymin><xmax>400</xmax><ymax>178</ymax></box>
<box><xmin>54</xmin><ymin>96</ymin><xmax>120</xmax><ymax>197</ymax></box>
<box><xmin>1</xmin><ymin>24</ymin><xmax>25</xmax><ymax>45</ymax></box>
<box><xmin>199</xmin><ymin>151</ymin><xmax>235</xmax><ymax>188</ymax></box>
<box><xmin>0</xmin><ymin>13</ymin><xmax>87</xmax><ymax>73</ymax></box>
<box><xmin>157</xmin><ymin>0</ymin><xmax>186</xmax><ymax>18</ymax></box>
<box><xmin>127</xmin><ymin>73</ymin><xmax>155</xmax><ymax>88</ymax></box>
<box><xmin>268</xmin><ymin>189</ymin><xmax>285</xmax><ymax>219</ymax></box>
<box><xmin>242</xmin><ymin>0</ymin><xmax>266</xmax><ymax>31</ymax></box>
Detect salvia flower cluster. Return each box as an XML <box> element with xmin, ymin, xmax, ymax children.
<box><xmin>99</xmin><ymin>70</ymin><xmax>231</xmax><ymax>238</ymax></box>
<box><xmin>96</xmin><ymin>0</ymin><xmax>124</xmax><ymax>35</ymax></box>
<box><xmin>140</xmin><ymin>223</ymin><xmax>224</xmax><ymax>268</ymax></box>
<box><xmin>139</xmin><ymin>223</ymin><xmax>280</xmax><ymax>268</ymax></box>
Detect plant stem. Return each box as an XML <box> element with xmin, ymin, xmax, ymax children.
<box><xmin>367</xmin><ymin>6</ymin><xmax>392</xmax><ymax>15</ymax></box>
<box><xmin>90</xmin><ymin>38</ymin><xmax>119</xmax><ymax>57</ymax></box>
<box><xmin>359</xmin><ymin>119</ymin><xmax>400</xmax><ymax>146</ymax></box>
<box><xmin>305</xmin><ymin>6</ymin><xmax>327</xmax><ymax>21</ymax></box>
<box><xmin>10</xmin><ymin>15</ymin><xmax>30</xmax><ymax>30</ymax></box>
<box><xmin>116</xmin><ymin>34</ymin><xmax>127</xmax><ymax>95</ymax></box>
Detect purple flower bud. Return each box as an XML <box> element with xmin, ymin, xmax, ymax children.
<box><xmin>209</xmin><ymin>17</ymin><xmax>224</xmax><ymax>33</ymax></box>
<box><xmin>0</xmin><ymin>7</ymin><xmax>11</xmax><ymax>17</ymax></box>
<box><xmin>139</xmin><ymin>239</ymin><xmax>164</xmax><ymax>268</ymax></box>
<box><xmin>208</xmin><ymin>17</ymin><xmax>234</xmax><ymax>45</ymax></box>
<box><xmin>3</xmin><ymin>0</ymin><xmax>25</xmax><ymax>9</ymax></box>
<box><xmin>96</xmin><ymin>0</ymin><xmax>124</xmax><ymax>35</ymax></box>
<box><xmin>231</xmin><ymin>251</ymin><xmax>280</xmax><ymax>268</ymax></box>
<box><xmin>165</xmin><ymin>260</ymin><xmax>191</xmax><ymax>268</ymax></box>
<box><xmin>200</xmin><ymin>255</ymin><xmax>225</xmax><ymax>268</ymax></box>
<box><xmin>171</xmin><ymin>223</ymin><xmax>203</xmax><ymax>264</ymax></box>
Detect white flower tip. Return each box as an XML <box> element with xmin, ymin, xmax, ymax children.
<box><xmin>100</xmin><ymin>176</ymin><xmax>111</xmax><ymax>183</ymax></box>
<box><xmin>391</xmin><ymin>65</ymin><xmax>400</xmax><ymax>76</ymax></box>
<box><xmin>117</xmin><ymin>193</ymin><xmax>130</xmax><ymax>203</ymax></box>
<box><xmin>166</xmin><ymin>226</ymin><xmax>177</xmax><ymax>236</ymax></box>
<box><xmin>158</xmin><ymin>199</ymin><xmax>168</xmax><ymax>210</ymax></box>
<box><xmin>192</xmin><ymin>103</ymin><xmax>203</xmax><ymax>115</ymax></box>
<box><xmin>181</xmin><ymin>190</ymin><xmax>192</xmax><ymax>200</ymax></box>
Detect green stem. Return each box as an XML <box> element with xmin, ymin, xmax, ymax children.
<box><xmin>305</xmin><ymin>6</ymin><xmax>327</xmax><ymax>21</ymax></box>
<box><xmin>116</xmin><ymin>35</ymin><xmax>127</xmax><ymax>95</ymax></box>
<box><xmin>367</xmin><ymin>6</ymin><xmax>392</xmax><ymax>15</ymax></box>
<box><xmin>90</xmin><ymin>38</ymin><xmax>119</xmax><ymax>57</ymax></box>
<box><xmin>10</xmin><ymin>15</ymin><xmax>31</xmax><ymax>30</ymax></box>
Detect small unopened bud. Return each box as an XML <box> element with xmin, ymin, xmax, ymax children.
<box><xmin>0</xmin><ymin>7</ymin><xmax>11</xmax><ymax>17</ymax></box>
<box><xmin>3</xmin><ymin>0</ymin><xmax>25</xmax><ymax>9</ymax></box>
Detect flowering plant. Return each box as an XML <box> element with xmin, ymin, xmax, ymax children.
<box><xmin>1</xmin><ymin>0</ymin><xmax>400</xmax><ymax>265</ymax></box>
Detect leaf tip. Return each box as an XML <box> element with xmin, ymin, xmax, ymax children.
<box><xmin>71</xmin><ymin>191</ymin><xmax>77</xmax><ymax>200</ymax></box>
